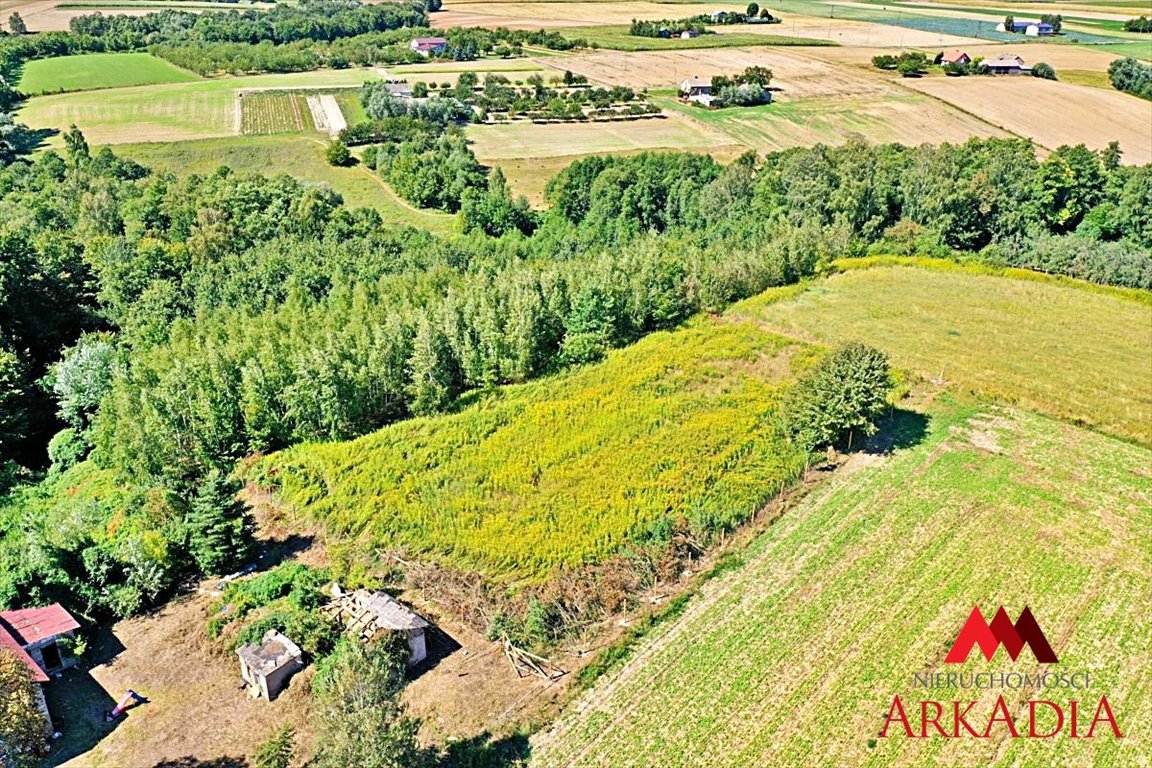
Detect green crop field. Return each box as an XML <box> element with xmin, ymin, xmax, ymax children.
<box><xmin>17</xmin><ymin>68</ymin><xmax>381</xmax><ymax>145</ymax></box>
<box><xmin>732</xmin><ymin>261</ymin><xmax>1152</xmax><ymax>447</ymax></box>
<box><xmin>115</xmin><ymin>136</ymin><xmax>456</xmax><ymax>234</ymax></box>
<box><xmin>553</xmin><ymin>24</ymin><xmax>835</xmax><ymax>50</ymax></box>
<box><xmin>248</xmin><ymin>318</ymin><xmax>815</xmax><ymax>582</ymax></box>
<box><xmin>16</xmin><ymin>52</ymin><xmax>200</xmax><ymax>95</ymax></box>
<box><xmin>532</xmin><ymin>405</ymin><xmax>1152</xmax><ymax>766</ymax></box>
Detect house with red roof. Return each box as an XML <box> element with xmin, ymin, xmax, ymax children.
<box><xmin>0</xmin><ymin>603</ymin><xmax>80</xmax><ymax>728</ymax></box>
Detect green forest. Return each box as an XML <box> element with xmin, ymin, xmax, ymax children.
<box><xmin>0</xmin><ymin>113</ymin><xmax>1149</xmax><ymax>627</ymax></box>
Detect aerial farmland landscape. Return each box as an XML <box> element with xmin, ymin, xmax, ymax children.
<box><xmin>0</xmin><ymin>0</ymin><xmax>1148</xmax><ymax>766</ymax></box>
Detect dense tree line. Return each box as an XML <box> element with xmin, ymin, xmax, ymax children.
<box><xmin>0</xmin><ymin>135</ymin><xmax>1147</xmax><ymax>624</ymax></box>
<box><xmin>1124</xmin><ymin>16</ymin><xmax>1152</xmax><ymax>33</ymax></box>
<box><xmin>147</xmin><ymin>25</ymin><xmax>586</xmax><ymax>76</ymax></box>
<box><xmin>1108</xmin><ymin>57</ymin><xmax>1152</xmax><ymax>100</ymax></box>
<box><xmin>0</xmin><ymin>0</ymin><xmax>426</xmax><ymax>89</ymax></box>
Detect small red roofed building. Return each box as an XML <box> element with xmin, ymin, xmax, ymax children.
<box><xmin>0</xmin><ymin>603</ymin><xmax>80</xmax><ymax>728</ymax></box>
<box><xmin>941</xmin><ymin>49</ymin><xmax>971</xmax><ymax>65</ymax></box>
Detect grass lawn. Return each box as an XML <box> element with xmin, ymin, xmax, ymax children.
<box><xmin>18</xmin><ymin>68</ymin><xmax>382</xmax><ymax>145</ymax></box>
<box><xmin>16</xmin><ymin>53</ymin><xmax>200</xmax><ymax>95</ymax></box>
<box><xmin>552</xmin><ymin>24</ymin><xmax>836</xmax><ymax>50</ymax></box>
<box><xmin>115</xmin><ymin>136</ymin><xmax>456</xmax><ymax>235</ymax></box>
<box><xmin>533</xmin><ymin>403</ymin><xmax>1152</xmax><ymax>766</ymax></box>
<box><xmin>1091</xmin><ymin>40</ymin><xmax>1152</xmax><ymax>61</ymax></box>
<box><xmin>1058</xmin><ymin>68</ymin><xmax>1114</xmax><ymax>88</ymax></box>
<box><xmin>732</xmin><ymin>262</ymin><xmax>1152</xmax><ymax>447</ymax></box>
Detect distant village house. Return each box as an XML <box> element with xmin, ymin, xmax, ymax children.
<box><xmin>0</xmin><ymin>603</ymin><xmax>80</xmax><ymax>728</ymax></box>
<box><xmin>679</xmin><ymin>76</ymin><xmax>713</xmax><ymax>106</ymax></box>
<box><xmin>984</xmin><ymin>54</ymin><xmax>1027</xmax><ymax>75</ymax></box>
<box><xmin>409</xmin><ymin>37</ymin><xmax>449</xmax><ymax>57</ymax></box>
<box><xmin>940</xmin><ymin>49</ymin><xmax>971</xmax><ymax>66</ymax></box>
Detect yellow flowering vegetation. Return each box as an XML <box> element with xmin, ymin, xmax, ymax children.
<box><xmin>248</xmin><ymin>318</ymin><xmax>816</xmax><ymax>582</ymax></box>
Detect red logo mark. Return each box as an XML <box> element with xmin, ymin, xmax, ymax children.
<box><xmin>945</xmin><ymin>606</ymin><xmax>1058</xmax><ymax>664</ymax></box>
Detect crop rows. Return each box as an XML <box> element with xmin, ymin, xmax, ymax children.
<box><xmin>533</xmin><ymin>408</ymin><xmax>1152</xmax><ymax>766</ymax></box>
<box><xmin>240</xmin><ymin>91</ymin><xmax>314</xmax><ymax>135</ymax></box>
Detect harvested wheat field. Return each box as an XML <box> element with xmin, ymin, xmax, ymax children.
<box><xmin>716</xmin><ymin>14</ymin><xmax>981</xmax><ymax>48</ymax></box>
<box><xmin>542</xmin><ymin>47</ymin><xmax>894</xmax><ymax>95</ymax></box>
<box><xmin>902</xmin><ymin>76</ymin><xmax>1152</xmax><ymax>164</ymax></box>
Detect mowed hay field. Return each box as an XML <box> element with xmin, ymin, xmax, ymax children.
<box><xmin>657</xmin><ymin>92</ymin><xmax>1005</xmax><ymax>152</ymax></box>
<box><xmin>901</xmin><ymin>77</ymin><xmax>1152</xmax><ymax>164</ymax></box>
<box><xmin>468</xmin><ymin>114</ymin><xmax>740</xmax><ymax>160</ymax></box>
<box><xmin>16</xmin><ymin>52</ymin><xmax>200</xmax><ymax>94</ymax></box>
<box><xmin>249</xmin><ymin>320</ymin><xmax>814</xmax><ymax>582</ymax></box>
<box><xmin>17</xmin><ymin>68</ymin><xmax>381</xmax><ymax>144</ymax></box>
<box><xmin>733</xmin><ymin>262</ymin><xmax>1152</xmax><ymax>446</ymax></box>
<box><xmin>532</xmin><ymin>405</ymin><xmax>1152</xmax><ymax>767</ymax></box>
<box><xmin>545</xmin><ymin>47</ymin><xmax>898</xmax><ymax>95</ymax></box>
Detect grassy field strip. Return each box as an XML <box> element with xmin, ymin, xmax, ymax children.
<box><xmin>18</xmin><ymin>67</ymin><xmax>383</xmax><ymax>144</ymax></box>
<box><xmin>115</xmin><ymin>136</ymin><xmax>456</xmax><ymax>234</ymax></box>
<box><xmin>17</xmin><ymin>52</ymin><xmax>200</xmax><ymax>94</ymax></box>
<box><xmin>731</xmin><ymin>265</ymin><xmax>1152</xmax><ymax>446</ymax></box>
<box><xmin>533</xmin><ymin>405</ymin><xmax>1152</xmax><ymax>766</ymax></box>
<box><xmin>551</xmin><ymin>24</ymin><xmax>837</xmax><ymax>50</ymax></box>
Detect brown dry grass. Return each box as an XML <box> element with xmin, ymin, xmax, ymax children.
<box><xmin>901</xmin><ymin>76</ymin><xmax>1152</xmax><ymax>164</ymax></box>
<box><xmin>54</xmin><ymin>595</ymin><xmax>317</xmax><ymax>768</ymax></box>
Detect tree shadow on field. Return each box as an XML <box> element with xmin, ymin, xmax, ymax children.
<box><xmin>863</xmin><ymin>408</ymin><xmax>930</xmax><ymax>455</ymax></box>
<box><xmin>151</xmin><ymin>757</ymin><xmax>250</xmax><ymax>768</ymax></box>
<box><xmin>437</xmin><ymin>731</ymin><xmax>532</xmax><ymax>768</ymax></box>
<box><xmin>13</xmin><ymin>126</ymin><xmax>58</xmax><ymax>155</ymax></box>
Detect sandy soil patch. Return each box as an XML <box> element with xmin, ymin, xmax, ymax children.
<box><xmin>307</xmin><ymin>94</ymin><xmax>347</xmax><ymax>136</ymax></box>
<box><xmin>901</xmin><ymin>76</ymin><xmax>1152</xmax><ymax>163</ymax></box>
